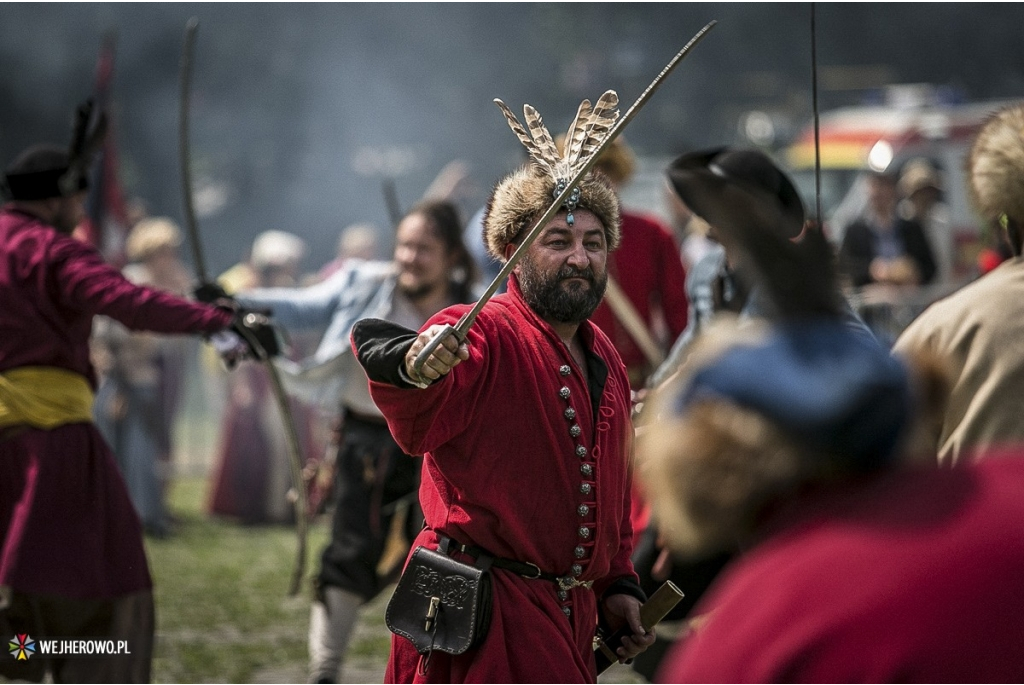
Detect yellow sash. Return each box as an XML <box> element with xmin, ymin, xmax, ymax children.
<box><xmin>0</xmin><ymin>367</ymin><xmax>95</xmax><ymax>429</ymax></box>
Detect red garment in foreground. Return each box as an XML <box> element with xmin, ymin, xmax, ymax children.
<box><xmin>589</xmin><ymin>211</ymin><xmax>688</xmax><ymax>384</ymax></box>
<box><xmin>367</xmin><ymin>275</ymin><xmax>638</xmax><ymax>683</ymax></box>
<box><xmin>660</xmin><ymin>454</ymin><xmax>1024</xmax><ymax>683</ymax></box>
<box><xmin>0</xmin><ymin>206</ymin><xmax>232</xmax><ymax>599</ymax></box>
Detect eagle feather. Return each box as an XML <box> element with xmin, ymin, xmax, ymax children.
<box><xmin>494</xmin><ymin>99</ymin><xmax>550</xmax><ymax>173</ymax></box>
<box><xmin>493</xmin><ymin>90</ymin><xmax>620</xmax><ymax>180</ymax></box>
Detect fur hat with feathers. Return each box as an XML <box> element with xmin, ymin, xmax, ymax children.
<box><xmin>967</xmin><ymin>103</ymin><xmax>1024</xmax><ymax>225</ymax></box>
<box><xmin>482</xmin><ymin>92</ymin><xmax>623</xmax><ymax>261</ymax></box>
<box><xmin>483</xmin><ymin>164</ymin><xmax>620</xmax><ymax>261</ymax></box>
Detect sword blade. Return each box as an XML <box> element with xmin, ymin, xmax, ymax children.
<box><xmin>455</xmin><ymin>19</ymin><xmax>716</xmax><ymax>340</ymax></box>
<box><xmin>178</xmin><ymin>17</ymin><xmax>207</xmax><ymax>283</ymax></box>
<box><xmin>412</xmin><ymin>20</ymin><xmax>717</xmax><ymax>377</ymax></box>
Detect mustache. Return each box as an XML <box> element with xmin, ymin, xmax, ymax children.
<box><xmin>556</xmin><ymin>266</ymin><xmax>596</xmax><ymax>283</ymax></box>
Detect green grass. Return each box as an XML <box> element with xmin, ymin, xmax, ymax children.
<box><xmin>147</xmin><ymin>477</ymin><xmax>390</xmax><ymax>684</ymax></box>
<box><xmin>145</xmin><ymin>477</ymin><xmax>646</xmax><ymax>683</ymax></box>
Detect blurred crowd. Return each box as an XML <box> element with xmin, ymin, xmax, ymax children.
<box><xmin>88</xmin><ymin>127</ymin><xmax>1024</xmax><ymax>678</ymax></box>
<box><xmin>84</xmin><ymin>139</ymin><xmax>1002</xmax><ymax>541</ymax></box>
<box><xmin>5</xmin><ymin>83</ymin><xmax>1024</xmax><ymax>684</ymax></box>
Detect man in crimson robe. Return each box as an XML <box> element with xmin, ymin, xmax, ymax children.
<box><xmin>0</xmin><ymin>141</ymin><xmax>264</xmax><ymax>683</ymax></box>
<box><xmin>351</xmin><ymin>145</ymin><xmax>655</xmax><ymax>680</ymax></box>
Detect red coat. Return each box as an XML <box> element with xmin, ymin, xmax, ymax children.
<box><xmin>589</xmin><ymin>211</ymin><xmax>688</xmax><ymax>385</ymax></box>
<box><xmin>368</xmin><ymin>275</ymin><xmax>638</xmax><ymax>683</ymax></box>
<box><xmin>0</xmin><ymin>206</ymin><xmax>232</xmax><ymax>599</ymax></box>
<box><xmin>660</xmin><ymin>455</ymin><xmax>1024</xmax><ymax>683</ymax></box>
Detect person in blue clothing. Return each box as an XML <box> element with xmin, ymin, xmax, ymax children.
<box><xmin>632</xmin><ymin>147</ymin><xmax>876</xmax><ymax>681</ymax></box>
<box><xmin>230</xmin><ymin>199</ymin><xmax>477</xmax><ymax>683</ymax></box>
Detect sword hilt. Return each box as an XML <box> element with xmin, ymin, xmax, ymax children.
<box><xmin>410</xmin><ymin>323</ymin><xmax>465</xmax><ymax>385</ymax></box>
<box><xmin>594</xmin><ymin>580</ymin><xmax>685</xmax><ymax>673</ymax></box>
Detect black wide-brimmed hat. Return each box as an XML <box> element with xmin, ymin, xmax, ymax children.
<box><xmin>667</xmin><ymin>147</ymin><xmax>805</xmax><ymax>240</ymax></box>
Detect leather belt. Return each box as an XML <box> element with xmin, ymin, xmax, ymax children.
<box><xmin>437</xmin><ymin>534</ymin><xmax>594</xmax><ymax>592</ymax></box>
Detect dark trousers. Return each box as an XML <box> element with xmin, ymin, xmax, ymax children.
<box><xmin>316</xmin><ymin>413</ymin><xmax>421</xmax><ymax>601</ymax></box>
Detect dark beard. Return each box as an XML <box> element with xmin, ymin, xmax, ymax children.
<box><xmin>518</xmin><ymin>258</ymin><xmax>607</xmax><ymax>325</ymax></box>
<box><xmin>398</xmin><ymin>280</ymin><xmax>435</xmax><ymax>302</ymax></box>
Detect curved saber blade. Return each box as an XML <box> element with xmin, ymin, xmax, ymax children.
<box><xmin>413</xmin><ymin>19</ymin><xmax>717</xmax><ymax>376</ymax></box>
<box><xmin>178</xmin><ymin>18</ymin><xmax>309</xmax><ymax>596</ymax></box>
<box><xmin>179</xmin><ymin>18</ymin><xmax>207</xmax><ymax>283</ymax></box>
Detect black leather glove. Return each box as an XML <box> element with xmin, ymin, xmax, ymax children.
<box><xmin>231</xmin><ymin>311</ymin><xmax>283</xmax><ymax>359</ymax></box>
<box><xmin>193</xmin><ymin>281</ymin><xmax>233</xmax><ymax>305</ymax></box>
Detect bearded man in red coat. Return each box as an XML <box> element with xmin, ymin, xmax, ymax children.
<box><xmin>351</xmin><ymin>95</ymin><xmax>655</xmax><ymax>683</ymax></box>
<box><xmin>0</xmin><ymin>140</ymin><xmax>264</xmax><ymax>683</ymax></box>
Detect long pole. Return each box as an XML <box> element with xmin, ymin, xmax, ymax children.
<box><xmin>811</xmin><ymin>4</ymin><xmax>822</xmax><ymax>227</ymax></box>
<box><xmin>179</xmin><ymin>17</ymin><xmax>309</xmax><ymax>596</ymax></box>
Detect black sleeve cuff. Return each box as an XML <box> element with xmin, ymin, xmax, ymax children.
<box><xmin>597</xmin><ymin>577</ymin><xmax>648</xmax><ymax>636</ymax></box>
<box><xmin>602</xmin><ymin>576</ymin><xmax>648</xmax><ymax>605</ymax></box>
<box><xmin>351</xmin><ymin>318</ymin><xmax>420</xmax><ymax>387</ymax></box>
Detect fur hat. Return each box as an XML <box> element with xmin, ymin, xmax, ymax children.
<box><xmin>482</xmin><ymin>91</ymin><xmax>624</xmax><ymax>262</ymax></box>
<box><xmin>125</xmin><ymin>217</ymin><xmax>182</xmax><ymax>262</ymax></box>
<box><xmin>483</xmin><ymin>164</ymin><xmax>620</xmax><ymax>261</ymax></box>
<box><xmin>640</xmin><ymin>318</ymin><xmax>920</xmax><ymax>555</ymax></box>
<box><xmin>967</xmin><ymin>102</ymin><xmax>1024</xmax><ymax>225</ymax></box>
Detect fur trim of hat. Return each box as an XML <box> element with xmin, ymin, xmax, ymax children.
<box><xmin>640</xmin><ymin>318</ymin><xmax>950</xmax><ymax>557</ymax></box>
<box><xmin>967</xmin><ymin>103</ymin><xmax>1024</xmax><ymax>224</ymax></box>
<box><xmin>482</xmin><ymin>163</ymin><xmax>621</xmax><ymax>261</ymax></box>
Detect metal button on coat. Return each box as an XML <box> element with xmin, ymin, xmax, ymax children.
<box><xmin>577</xmin><ymin>504</ymin><xmax>589</xmax><ymax>516</ymax></box>
<box><xmin>559</xmin><ymin>365</ymin><xmax>571</xmax><ymax>376</ymax></box>
<box><xmin>571</xmin><ymin>564</ymin><xmax>583</xmax><ymax>576</ymax></box>
<box><xmin>559</xmin><ymin>387</ymin><xmax>571</xmax><ymax>399</ymax></box>
<box><xmin>562</xmin><ymin>606</ymin><xmax>571</xmax><ymax>617</ymax></box>
<box><xmin>580</xmin><ymin>483</ymin><xmax>592</xmax><ymax>495</ymax></box>
<box><xmin>579</xmin><ymin>526</ymin><xmax>590</xmax><ymax>538</ymax></box>
<box><xmin>574</xmin><ymin>546</ymin><xmax>586</xmax><ymax>558</ymax></box>
<box><xmin>564</xmin><ymin>407</ymin><xmax>576</xmax><ymax>420</ymax></box>
<box><xmin>569</xmin><ymin>425</ymin><xmax>582</xmax><ymax>438</ymax></box>
<box><xmin>576</xmin><ymin>445</ymin><xmax>587</xmax><ymax>457</ymax></box>
<box><xmin>581</xmin><ymin>463</ymin><xmax>593</xmax><ymax>476</ymax></box>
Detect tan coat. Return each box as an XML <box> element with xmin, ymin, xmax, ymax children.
<box><xmin>894</xmin><ymin>257</ymin><xmax>1024</xmax><ymax>463</ymax></box>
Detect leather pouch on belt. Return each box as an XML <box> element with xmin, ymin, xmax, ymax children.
<box><xmin>385</xmin><ymin>545</ymin><xmax>492</xmax><ymax>655</ymax></box>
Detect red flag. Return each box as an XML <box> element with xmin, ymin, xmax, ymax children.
<box><xmin>77</xmin><ymin>32</ymin><xmax>130</xmax><ymax>266</ymax></box>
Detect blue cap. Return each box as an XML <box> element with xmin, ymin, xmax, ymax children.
<box><xmin>674</xmin><ymin>321</ymin><xmax>912</xmax><ymax>469</ymax></box>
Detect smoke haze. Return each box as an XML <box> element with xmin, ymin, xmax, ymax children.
<box><xmin>2</xmin><ymin>3</ymin><xmax>1023</xmax><ymax>273</ymax></box>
